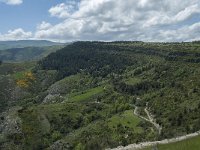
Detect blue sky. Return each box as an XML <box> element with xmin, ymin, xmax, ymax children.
<box><xmin>0</xmin><ymin>0</ymin><xmax>200</xmax><ymax>42</ymax></box>
<box><xmin>0</xmin><ymin>0</ymin><xmax>63</xmax><ymax>33</ymax></box>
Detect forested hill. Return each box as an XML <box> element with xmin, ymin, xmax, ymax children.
<box><xmin>37</xmin><ymin>41</ymin><xmax>200</xmax><ymax>139</ymax></box>
<box><xmin>1</xmin><ymin>41</ymin><xmax>200</xmax><ymax>150</ymax></box>
<box><xmin>0</xmin><ymin>45</ymin><xmax>64</xmax><ymax>62</ymax></box>
<box><xmin>38</xmin><ymin>42</ymin><xmax>135</xmax><ymax>78</ymax></box>
<box><xmin>38</xmin><ymin>41</ymin><xmax>200</xmax><ymax>78</ymax></box>
<box><xmin>0</xmin><ymin>40</ymin><xmax>64</xmax><ymax>50</ymax></box>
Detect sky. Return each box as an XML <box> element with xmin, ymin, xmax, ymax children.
<box><xmin>0</xmin><ymin>0</ymin><xmax>200</xmax><ymax>42</ymax></box>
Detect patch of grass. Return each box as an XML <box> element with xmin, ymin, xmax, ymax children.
<box><xmin>143</xmin><ymin>135</ymin><xmax>200</xmax><ymax>150</ymax></box>
<box><xmin>68</xmin><ymin>86</ymin><xmax>105</xmax><ymax>102</ymax></box>
<box><xmin>124</xmin><ymin>77</ymin><xmax>142</xmax><ymax>85</ymax></box>
<box><xmin>12</xmin><ymin>71</ymin><xmax>27</xmax><ymax>80</ymax></box>
<box><xmin>108</xmin><ymin>110</ymin><xmax>143</xmax><ymax>133</ymax></box>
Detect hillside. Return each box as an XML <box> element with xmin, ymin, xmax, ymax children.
<box><xmin>0</xmin><ymin>40</ymin><xmax>64</xmax><ymax>50</ymax></box>
<box><xmin>0</xmin><ymin>41</ymin><xmax>200</xmax><ymax>150</ymax></box>
<box><xmin>143</xmin><ymin>135</ymin><xmax>200</xmax><ymax>150</ymax></box>
<box><xmin>0</xmin><ymin>45</ymin><xmax>65</xmax><ymax>62</ymax></box>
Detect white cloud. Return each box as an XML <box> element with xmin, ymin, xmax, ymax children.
<box><xmin>144</xmin><ymin>4</ymin><xmax>200</xmax><ymax>27</ymax></box>
<box><xmin>0</xmin><ymin>28</ymin><xmax>32</xmax><ymax>41</ymax></box>
<box><xmin>34</xmin><ymin>0</ymin><xmax>200</xmax><ymax>42</ymax></box>
<box><xmin>49</xmin><ymin>1</ymin><xmax>79</xmax><ymax>19</ymax></box>
<box><xmin>0</xmin><ymin>0</ymin><xmax>23</xmax><ymax>5</ymax></box>
<box><xmin>158</xmin><ymin>22</ymin><xmax>200</xmax><ymax>42</ymax></box>
<box><xmin>0</xmin><ymin>0</ymin><xmax>197</xmax><ymax>42</ymax></box>
<box><xmin>37</xmin><ymin>21</ymin><xmax>52</xmax><ymax>30</ymax></box>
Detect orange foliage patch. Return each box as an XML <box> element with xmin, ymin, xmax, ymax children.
<box><xmin>16</xmin><ymin>72</ymin><xmax>36</xmax><ymax>88</ymax></box>
<box><xmin>25</xmin><ymin>72</ymin><xmax>35</xmax><ymax>81</ymax></box>
<box><xmin>16</xmin><ymin>79</ymin><xmax>29</xmax><ymax>88</ymax></box>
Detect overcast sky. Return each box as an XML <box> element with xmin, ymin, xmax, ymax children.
<box><xmin>0</xmin><ymin>0</ymin><xmax>200</xmax><ymax>42</ymax></box>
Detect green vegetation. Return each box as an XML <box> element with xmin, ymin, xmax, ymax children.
<box><xmin>0</xmin><ymin>45</ymin><xmax>65</xmax><ymax>62</ymax></box>
<box><xmin>68</xmin><ymin>86</ymin><xmax>105</xmax><ymax>102</ymax></box>
<box><xmin>143</xmin><ymin>135</ymin><xmax>200</xmax><ymax>150</ymax></box>
<box><xmin>108</xmin><ymin>110</ymin><xmax>143</xmax><ymax>133</ymax></box>
<box><xmin>124</xmin><ymin>77</ymin><xmax>142</xmax><ymax>85</ymax></box>
<box><xmin>0</xmin><ymin>40</ymin><xmax>63</xmax><ymax>50</ymax></box>
<box><xmin>0</xmin><ymin>61</ymin><xmax>35</xmax><ymax>75</ymax></box>
<box><xmin>38</xmin><ymin>42</ymin><xmax>134</xmax><ymax>79</ymax></box>
<box><xmin>1</xmin><ymin>41</ymin><xmax>200</xmax><ymax>150</ymax></box>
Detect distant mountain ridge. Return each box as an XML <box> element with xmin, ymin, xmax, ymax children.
<box><xmin>0</xmin><ymin>45</ymin><xmax>65</xmax><ymax>62</ymax></box>
<box><xmin>0</xmin><ymin>40</ymin><xmax>64</xmax><ymax>50</ymax></box>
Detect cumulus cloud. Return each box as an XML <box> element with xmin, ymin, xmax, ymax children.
<box><xmin>157</xmin><ymin>22</ymin><xmax>200</xmax><ymax>42</ymax></box>
<box><xmin>49</xmin><ymin>1</ymin><xmax>79</xmax><ymax>19</ymax></box>
<box><xmin>1</xmin><ymin>0</ymin><xmax>199</xmax><ymax>41</ymax></box>
<box><xmin>37</xmin><ymin>21</ymin><xmax>52</xmax><ymax>30</ymax></box>
<box><xmin>34</xmin><ymin>0</ymin><xmax>200</xmax><ymax>42</ymax></box>
<box><xmin>0</xmin><ymin>0</ymin><xmax>196</xmax><ymax>42</ymax></box>
<box><xmin>0</xmin><ymin>28</ymin><xmax>32</xmax><ymax>41</ymax></box>
<box><xmin>0</xmin><ymin>0</ymin><xmax>23</xmax><ymax>5</ymax></box>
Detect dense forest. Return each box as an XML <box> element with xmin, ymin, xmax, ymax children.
<box><xmin>38</xmin><ymin>42</ymin><xmax>134</xmax><ymax>78</ymax></box>
<box><xmin>0</xmin><ymin>41</ymin><xmax>200</xmax><ymax>150</ymax></box>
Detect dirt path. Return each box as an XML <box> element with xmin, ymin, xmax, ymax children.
<box><xmin>133</xmin><ymin>104</ymin><xmax>161</xmax><ymax>134</ymax></box>
<box><xmin>144</xmin><ymin>106</ymin><xmax>162</xmax><ymax>134</ymax></box>
<box><xmin>108</xmin><ymin>103</ymin><xmax>200</xmax><ymax>150</ymax></box>
<box><xmin>134</xmin><ymin>106</ymin><xmax>151</xmax><ymax>123</ymax></box>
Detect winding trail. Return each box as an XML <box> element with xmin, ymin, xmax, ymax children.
<box><xmin>133</xmin><ymin>106</ymin><xmax>151</xmax><ymax>123</ymax></box>
<box><xmin>133</xmin><ymin>104</ymin><xmax>161</xmax><ymax>134</ymax></box>
<box><xmin>108</xmin><ymin>102</ymin><xmax>200</xmax><ymax>150</ymax></box>
<box><xmin>144</xmin><ymin>104</ymin><xmax>162</xmax><ymax>135</ymax></box>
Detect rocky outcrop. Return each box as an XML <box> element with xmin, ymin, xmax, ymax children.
<box><xmin>0</xmin><ymin>106</ymin><xmax>22</xmax><ymax>136</ymax></box>
<box><xmin>43</xmin><ymin>94</ymin><xmax>64</xmax><ymax>104</ymax></box>
<box><xmin>48</xmin><ymin>140</ymin><xmax>70</xmax><ymax>150</ymax></box>
<box><xmin>0</xmin><ymin>106</ymin><xmax>22</xmax><ymax>150</ymax></box>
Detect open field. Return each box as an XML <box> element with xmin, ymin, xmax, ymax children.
<box><xmin>143</xmin><ymin>135</ymin><xmax>200</xmax><ymax>150</ymax></box>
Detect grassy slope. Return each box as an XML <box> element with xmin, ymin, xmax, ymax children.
<box><xmin>0</xmin><ymin>45</ymin><xmax>64</xmax><ymax>62</ymax></box>
<box><xmin>15</xmin><ymin>81</ymin><xmax>155</xmax><ymax>149</ymax></box>
<box><xmin>124</xmin><ymin>77</ymin><xmax>142</xmax><ymax>85</ymax></box>
<box><xmin>143</xmin><ymin>135</ymin><xmax>200</xmax><ymax>150</ymax></box>
<box><xmin>68</xmin><ymin>86</ymin><xmax>105</xmax><ymax>102</ymax></box>
<box><xmin>108</xmin><ymin>110</ymin><xmax>143</xmax><ymax>133</ymax></box>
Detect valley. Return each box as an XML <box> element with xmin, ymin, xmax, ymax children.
<box><xmin>0</xmin><ymin>41</ymin><xmax>200</xmax><ymax>150</ymax></box>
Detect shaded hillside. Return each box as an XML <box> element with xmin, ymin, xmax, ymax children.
<box><xmin>0</xmin><ymin>45</ymin><xmax>64</xmax><ymax>62</ymax></box>
<box><xmin>38</xmin><ymin>42</ymin><xmax>135</xmax><ymax>78</ymax></box>
<box><xmin>0</xmin><ymin>40</ymin><xmax>64</xmax><ymax>50</ymax></box>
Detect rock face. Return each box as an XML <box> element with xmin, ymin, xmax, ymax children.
<box><xmin>43</xmin><ymin>94</ymin><xmax>64</xmax><ymax>104</ymax></box>
<box><xmin>43</xmin><ymin>79</ymin><xmax>67</xmax><ymax>104</ymax></box>
<box><xmin>0</xmin><ymin>107</ymin><xmax>22</xmax><ymax>150</ymax></box>
<box><xmin>0</xmin><ymin>106</ymin><xmax>22</xmax><ymax>136</ymax></box>
<box><xmin>49</xmin><ymin>140</ymin><xmax>70</xmax><ymax>150</ymax></box>
<box><xmin>0</xmin><ymin>106</ymin><xmax>22</xmax><ymax>149</ymax></box>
